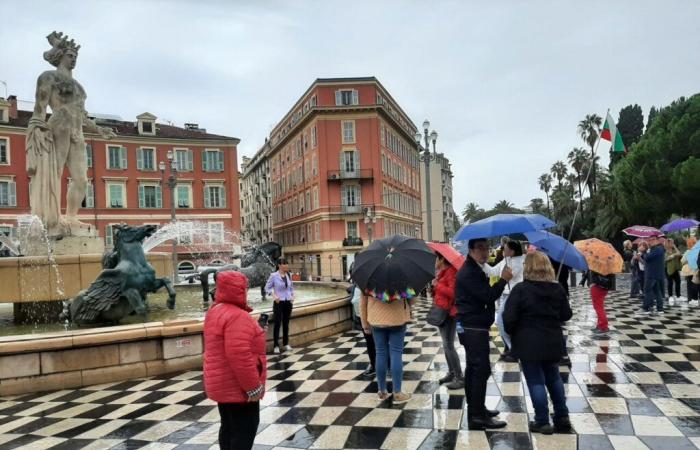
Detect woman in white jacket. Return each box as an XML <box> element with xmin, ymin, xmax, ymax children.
<box><xmin>483</xmin><ymin>241</ymin><xmax>525</xmax><ymax>362</ymax></box>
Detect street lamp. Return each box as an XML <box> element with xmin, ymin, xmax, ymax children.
<box><xmin>363</xmin><ymin>207</ymin><xmax>376</xmax><ymax>244</ymax></box>
<box><xmin>416</xmin><ymin>119</ymin><xmax>438</xmax><ymax>242</ymax></box>
<box><xmin>160</xmin><ymin>150</ymin><xmax>178</xmax><ymax>283</ymax></box>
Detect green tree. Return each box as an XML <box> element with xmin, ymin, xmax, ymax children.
<box><xmin>567</xmin><ymin>147</ymin><xmax>588</xmax><ymax>203</ymax></box>
<box><xmin>611</xmin><ymin>104</ymin><xmax>644</xmax><ymax>167</ymax></box>
<box><xmin>604</xmin><ymin>94</ymin><xmax>700</xmax><ymax>229</ymax></box>
<box><xmin>550</xmin><ymin>161</ymin><xmax>568</xmax><ymax>189</ymax></box>
<box><xmin>461</xmin><ymin>202</ymin><xmax>484</xmax><ymax>223</ymax></box>
<box><xmin>647</xmin><ymin>106</ymin><xmax>660</xmax><ymax>131</ymax></box>
<box><xmin>578</xmin><ymin>114</ymin><xmax>602</xmax><ymax>192</ymax></box>
<box><xmin>538</xmin><ymin>173</ymin><xmax>553</xmax><ymax>214</ymax></box>
<box><xmin>529</xmin><ymin>198</ymin><xmax>546</xmax><ymax>215</ymax></box>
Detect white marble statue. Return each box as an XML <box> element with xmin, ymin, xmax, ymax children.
<box><xmin>27</xmin><ymin>31</ymin><xmax>115</xmax><ymax>237</ymax></box>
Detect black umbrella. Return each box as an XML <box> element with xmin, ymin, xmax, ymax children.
<box><xmin>352</xmin><ymin>235</ymin><xmax>436</xmax><ymax>302</ymax></box>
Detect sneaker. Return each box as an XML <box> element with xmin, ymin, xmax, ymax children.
<box><xmin>669</xmin><ymin>297</ymin><xmax>676</xmax><ymax>305</ymax></box>
<box><xmin>657</xmin><ymin>310</ymin><xmax>665</xmax><ymax>315</ymax></box>
<box><xmin>362</xmin><ymin>365</ymin><xmax>376</xmax><ymax>378</ymax></box>
<box><xmin>678</xmin><ymin>296</ymin><xmax>687</xmax><ymax>302</ymax></box>
<box><xmin>273</xmin><ymin>346</ymin><xmax>280</xmax><ymax>354</ymax></box>
<box><xmin>392</xmin><ymin>392</ymin><xmax>412</xmax><ymax>404</ymax></box>
<box><xmin>438</xmin><ymin>373</ymin><xmax>454</xmax><ymax>384</ymax></box>
<box><xmin>285</xmin><ymin>345</ymin><xmax>294</xmax><ymax>352</ymax></box>
<box><xmin>445</xmin><ymin>378</ymin><xmax>465</xmax><ymax>390</ymax></box>
<box><xmin>691</xmin><ymin>300</ymin><xmax>700</xmax><ymax>307</ymax></box>
<box><xmin>529</xmin><ymin>421</ymin><xmax>554</xmax><ymax>435</ymax></box>
<box><xmin>378</xmin><ymin>391</ymin><xmax>391</xmax><ymax>401</ymax></box>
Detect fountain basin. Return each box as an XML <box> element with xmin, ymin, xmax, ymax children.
<box><xmin>0</xmin><ymin>253</ymin><xmax>173</xmax><ymax>303</ymax></box>
<box><xmin>0</xmin><ymin>282</ymin><xmax>352</xmax><ymax>396</ymax></box>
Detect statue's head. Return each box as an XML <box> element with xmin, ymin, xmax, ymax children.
<box><xmin>114</xmin><ymin>224</ymin><xmax>158</xmax><ymax>246</ymax></box>
<box><xmin>43</xmin><ymin>31</ymin><xmax>80</xmax><ymax>69</ymax></box>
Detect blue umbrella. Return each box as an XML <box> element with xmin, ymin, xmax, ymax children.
<box><xmin>525</xmin><ymin>230</ymin><xmax>589</xmax><ymax>272</ymax></box>
<box><xmin>688</xmin><ymin>241</ymin><xmax>700</xmax><ymax>271</ymax></box>
<box><xmin>661</xmin><ymin>218</ymin><xmax>699</xmax><ymax>233</ymax></box>
<box><xmin>454</xmin><ymin>214</ymin><xmax>556</xmax><ymax>243</ymax></box>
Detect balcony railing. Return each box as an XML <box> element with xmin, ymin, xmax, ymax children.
<box><xmin>342</xmin><ymin>204</ymin><xmax>362</xmax><ymax>214</ymax></box>
<box><xmin>343</xmin><ymin>236</ymin><xmax>364</xmax><ymax>247</ymax></box>
<box><xmin>327</xmin><ymin>169</ymin><xmax>373</xmax><ymax>181</ymax></box>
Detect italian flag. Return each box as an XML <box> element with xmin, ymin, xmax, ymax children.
<box><xmin>600</xmin><ymin>112</ymin><xmax>626</xmax><ymax>153</ymax></box>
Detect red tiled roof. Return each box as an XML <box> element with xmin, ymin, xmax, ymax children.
<box><xmin>7</xmin><ymin>110</ymin><xmax>237</xmax><ymax>142</ymax></box>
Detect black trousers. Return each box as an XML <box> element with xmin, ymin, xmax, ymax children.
<box><xmin>363</xmin><ymin>330</ymin><xmax>377</xmax><ymax>369</ymax></box>
<box><xmin>667</xmin><ymin>272</ymin><xmax>681</xmax><ymax>297</ymax></box>
<box><xmin>687</xmin><ymin>276</ymin><xmax>699</xmax><ymax>301</ymax></box>
<box><xmin>217</xmin><ymin>401</ymin><xmax>259</xmax><ymax>450</ymax></box>
<box><xmin>273</xmin><ymin>301</ymin><xmax>293</xmax><ymax>347</ymax></box>
<box><xmin>459</xmin><ymin>328</ymin><xmax>491</xmax><ymax>418</ymax></box>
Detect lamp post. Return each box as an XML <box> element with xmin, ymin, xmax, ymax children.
<box><xmin>160</xmin><ymin>151</ymin><xmax>178</xmax><ymax>283</ymax></box>
<box><xmin>416</xmin><ymin>120</ymin><xmax>438</xmax><ymax>242</ymax></box>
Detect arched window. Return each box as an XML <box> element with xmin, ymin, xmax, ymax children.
<box><xmin>210</xmin><ymin>259</ymin><xmax>225</xmax><ymax>266</ymax></box>
<box><xmin>178</xmin><ymin>261</ymin><xmax>195</xmax><ymax>273</ymax></box>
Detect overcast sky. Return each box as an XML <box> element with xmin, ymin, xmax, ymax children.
<box><xmin>2</xmin><ymin>1</ymin><xmax>698</xmax><ymax>215</ymax></box>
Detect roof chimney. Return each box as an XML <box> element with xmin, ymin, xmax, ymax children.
<box><xmin>8</xmin><ymin>95</ymin><xmax>17</xmax><ymax>119</ymax></box>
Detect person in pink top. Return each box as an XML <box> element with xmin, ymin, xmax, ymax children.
<box><xmin>204</xmin><ymin>271</ymin><xmax>267</xmax><ymax>450</ymax></box>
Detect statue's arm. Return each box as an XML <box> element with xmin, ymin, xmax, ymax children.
<box><xmin>83</xmin><ymin>110</ymin><xmax>116</xmax><ymax>139</ymax></box>
<box><xmin>31</xmin><ymin>73</ymin><xmax>51</xmax><ymax>123</ymax></box>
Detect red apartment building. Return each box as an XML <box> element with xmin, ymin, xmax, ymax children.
<box><xmin>0</xmin><ymin>96</ymin><xmax>241</xmax><ymax>271</ymax></box>
<box><xmin>265</xmin><ymin>77</ymin><xmax>422</xmax><ymax>280</ymax></box>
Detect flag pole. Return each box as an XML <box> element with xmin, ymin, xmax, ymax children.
<box><xmin>556</xmin><ymin>108</ymin><xmax>609</xmax><ymax>280</ymax></box>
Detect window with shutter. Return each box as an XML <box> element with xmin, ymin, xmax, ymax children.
<box><xmin>177</xmin><ymin>185</ymin><xmax>190</xmax><ymax>208</ymax></box>
<box><xmin>109</xmin><ymin>183</ymin><xmax>124</xmax><ymax>208</ymax></box>
<box><xmin>120</xmin><ymin>147</ymin><xmax>127</xmax><ymax>169</ymax></box>
<box><xmin>335</xmin><ymin>90</ymin><xmax>342</xmax><ymax>106</ymax></box>
<box><xmin>352</xmin><ymin>90</ymin><xmax>359</xmax><ymax>105</ymax></box>
<box><xmin>85</xmin><ymin>144</ymin><xmax>93</xmax><ymax>168</ymax></box>
<box><xmin>342</xmin><ymin>121</ymin><xmax>355</xmax><ymax>143</ymax></box>
<box><xmin>85</xmin><ymin>182</ymin><xmax>94</xmax><ymax>207</ymax></box>
<box><xmin>105</xmin><ymin>224</ymin><xmax>114</xmax><ymax>246</ymax></box>
<box><xmin>136</xmin><ymin>148</ymin><xmax>144</xmax><ymax>170</ymax></box>
<box><xmin>0</xmin><ymin>139</ymin><xmax>8</xmax><ymax>165</ymax></box>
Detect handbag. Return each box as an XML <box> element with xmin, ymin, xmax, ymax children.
<box><xmin>426</xmin><ymin>304</ymin><xmax>449</xmax><ymax>327</ymax></box>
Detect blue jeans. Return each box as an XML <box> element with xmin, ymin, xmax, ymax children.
<box><xmin>372</xmin><ymin>325</ymin><xmax>406</xmax><ymax>393</ymax></box>
<box><xmin>630</xmin><ymin>267</ymin><xmax>641</xmax><ymax>297</ymax></box>
<box><xmin>644</xmin><ymin>278</ymin><xmax>664</xmax><ymax>311</ymax></box>
<box><xmin>521</xmin><ymin>361</ymin><xmax>569</xmax><ymax>425</ymax></box>
<box><xmin>495</xmin><ymin>293</ymin><xmax>511</xmax><ymax>349</ymax></box>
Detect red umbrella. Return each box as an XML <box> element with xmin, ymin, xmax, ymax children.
<box><xmin>426</xmin><ymin>242</ymin><xmax>465</xmax><ymax>270</ymax></box>
<box><xmin>623</xmin><ymin>225</ymin><xmax>664</xmax><ymax>238</ymax></box>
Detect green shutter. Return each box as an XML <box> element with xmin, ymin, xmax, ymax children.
<box><xmin>202</xmin><ymin>151</ymin><xmax>208</xmax><ymax>172</ymax></box>
<box><xmin>8</xmin><ymin>181</ymin><xmax>16</xmax><ymax>206</ymax></box>
<box><xmin>121</xmin><ymin>146</ymin><xmax>127</xmax><ymax>169</ymax></box>
<box><xmin>204</xmin><ymin>187</ymin><xmax>210</xmax><ymax>208</ymax></box>
<box><xmin>220</xmin><ymin>187</ymin><xmax>226</xmax><ymax>208</ymax></box>
<box><xmin>86</xmin><ymin>144</ymin><xmax>93</xmax><ymax>168</ymax></box>
<box><xmin>155</xmin><ymin>185</ymin><xmax>162</xmax><ymax>208</ymax></box>
<box><xmin>217</xmin><ymin>152</ymin><xmax>224</xmax><ymax>172</ymax></box>
<box><xmin>136</xmin><ymin>148</ymin><xmax>143</xmax><ymax>170</ymax></box>
<box><xmin>335</xmin><ymin>90</ymin><xmax>341</xmax><ymax>105</ymax></box>
<box><xmin>186</xmin><ymin>150</ymin><xmax>193</xmax><ymax>171</ymax></box>
<box><xmin>352</xmin><ymin>90</ymin><xmax>359</xmax><ymax>105</ymax></box>
<box><xmin>86</xmin><ymin>183</ymin><xmax>94</xmax><ymax>207</ymax></box>
<box><xmin>105</xmin><ymin>225</ymin><xmax>113</xmax><ymax>246</ymax></box>
<box><xmin>138</xmin><ymin>185</ymin><xmax>145</xmax><ymax>208</ymax></box>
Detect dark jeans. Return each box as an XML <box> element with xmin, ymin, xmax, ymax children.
<box><xmin>630</xmin><ymin>267</ymin><xmax>642</xmax><ymax>297</ymax></box>
<box><xmin>644</xmin><ymin>278</ymin><xmax>664</xmax><ymax>311</ymax></box>
<box><xmin>372</xmin><ymin>325</ymin><xmax>406</xmax><ymax>393</ymax></box>
<box><xmin>438</xmin><ymin>316</ymin><xmax>462</xmax><ymax>378</ymax></box>
<box><xmin>687</xmin><ymin>276</ymin><xmax>699</xmax><ymax>301</ymax></box>
<box><xmin>273</xmin><ymin>300</ymin><xmax>293</xmax><ymax>347</ymax></box>
<box><xmin>217</xmin><ymin>401</ymin><xmax>259</xmax><ymax>450</ymax></box>
<box><xmin>363</xmin><ymin>330</ymin><xmax>377</xmax><ymax>370</ymax></box>
<box><xmin>667</xmin><ymin>272</ymin><xmax>681</xmax><ymax>297</ymax></box>
<box><xmin>459</xmin><ymin>328</ymin><xmax>491</xmax><ymax>418</ymax></box>
<box><xmin>521</xmin><ymin>361</ymin><xmax>569</xmax><ymax>425</ymax></box>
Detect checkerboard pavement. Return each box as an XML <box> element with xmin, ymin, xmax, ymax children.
<box><xmin>2</xmin><ymin>283</ymin><xmax>700</xmax><ymax>449</ymax></box>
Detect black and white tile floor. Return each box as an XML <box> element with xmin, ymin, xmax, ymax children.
<box><xmin>2</xmin><ymin>286</ymin><xmax>700</xmax><ymax>449</ymax></box>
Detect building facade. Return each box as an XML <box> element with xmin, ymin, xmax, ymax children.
<box><xmin>0</xmin><ymin>96</ymin><xmax>241</xmax><ymax>271</ymax></box>
<box><xmin>419</xmin><ymin>152</ymin><xmax>458</xmax><ymax>242</ymax></box>
<box><xmin>257</xmin><ymin>77</ymin><xmax>421</xmax><ymax>280</ymax></box>
<box><xmin>240</xmin><ymin>145</ymin><xmax>273</xmax><ymax>246</ymax></box>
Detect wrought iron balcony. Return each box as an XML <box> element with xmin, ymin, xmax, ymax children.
<box><xmin>327</xmin><ymin>169</ymin><xmax>373</xmax><ymax>181</ymax></box>
<box><xmin>343</xmin><ymin>236</ymin><xmax>364</xmax><ymax>247</ymax></box>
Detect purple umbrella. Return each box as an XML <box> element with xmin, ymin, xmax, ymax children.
<box><xmin>623</xmin><ymin>225</ymin><xmax>664</xmax><ymax>238</ymax></box>
<box><xmin>661</xmin><ymin>218</ymin><xmax>699</xmax><ymax>233</ymax></box>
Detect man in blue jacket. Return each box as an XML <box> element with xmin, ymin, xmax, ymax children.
<box><xmin>642</xmin><ymin>236</ymin><xmax>666</xmax><ymax>314</ymax></box>
<box><xmin>455</xmin><ymin>238</ymin><xmax>513</xmax><ymax>429</ymax></box>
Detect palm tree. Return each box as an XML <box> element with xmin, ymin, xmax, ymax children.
<box><xmin>461</xmin><ymin>202</ymin><xmax>482</xmax><ymax>223</ymax></box>
<box><xmin>529</xmin><ymin>198</ymin><xmax>545</xmax><ymax>215</ymax></box>
<box><xmin>550</xmin><ymin>161</ymin><xmax>568</xmax><ymax>189</ymax></box>
<box><xmin>493</xmin><ymin>200</ymin><xmax>514</xmax><ymax>213</ymax></box>
<box><xmin>577</xmin><ymin>114</ymin><xmax>603</xmax><ymax>193</ymax></box>
<box><xmin>581</xmin><ymin>153</ymin><xmax>602</xmax><ymax>195</ymax></box>
<box><xmin>538</xmin><ymin>173</ymin><xmax>553</xmax><ymax>214</ymax></box>
<box><xmin>567</xmin><ymin>147</ymin><xmax>588</xmax><ymax>202</ymax></box>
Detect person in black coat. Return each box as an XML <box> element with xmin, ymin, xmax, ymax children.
<box><xmin>503</xmin><ymin>251</ymin><xmax>573</xmax><ymax>435</ymax></box>
<box><xmin>455</xmin><ymin>238</ymin><xmax>513</xmax><ymax>430</ymax></box>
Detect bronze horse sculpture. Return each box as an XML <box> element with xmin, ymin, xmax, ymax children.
<box><xmin>61</xmin><ymin>224</ymin><xmax>176</xmax><ymax>325</ymax></box>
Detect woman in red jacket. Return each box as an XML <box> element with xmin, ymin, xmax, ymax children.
<box><xmin>433</xmin><ymin>254</ymin><xmax>463</xmax><ymax>389</ymax></box>
<box><xmin>204</xmin><ymin>271</ymin><xmax>267</xmax><ymax>450</ymax></box>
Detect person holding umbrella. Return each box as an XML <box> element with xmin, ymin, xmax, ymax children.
<box><xmin>664</xmin><ymin>239</ymin><xmax>683</xmax><ymax>304</ymax></box>
<box><xmin>643</xmin><ymin>236</ymin><xmax>666</xmax><ymax>315</ymax></box>
<box><xmin>355</xmin><ymin>235</ymin><xmax>436</xmax><ymax>404</ymax></box>
<box><xmin>456</xmin><ymin>238</ymin><xmax>513</xmax><ymax>429</ymax></box>
<box><xmin>427</xmin><ymin>242</ymin><xmax>465</xmax><ymax>390</ymax></box>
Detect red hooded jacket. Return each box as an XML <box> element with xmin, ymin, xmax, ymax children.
<box><xmin>203</xmin><ymin>271</ymin><xmax>267</xmax><ymax>403</ymax></box>
<box><xmin>433</xmin><ymin>265</ymin><xmax>458</xmax><ymax>317</ymax></box>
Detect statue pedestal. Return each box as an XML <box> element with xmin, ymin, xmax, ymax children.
<box><xmin>21</xmin><ymin>236</ymin><xmax>105</xmax><ymax>257</ymax></box>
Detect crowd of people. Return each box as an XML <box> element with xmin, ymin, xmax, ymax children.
<box><xmin>202</xmin><ymin>232</ymin><xmax>699</xmax><ymax>448</ymax></box>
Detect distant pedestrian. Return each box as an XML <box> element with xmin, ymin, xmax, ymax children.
<box><xmin>623</xmin><ymin>240</ymin><xmax>634</xmax><ymax>273</ymax></box>
<box><xmin>582</xmin><ymin>270</ymin><xmax>615</xmax><ymax>333</ymax></box>
<box><xmin>503</xmin><ymin>251</ymin><xmax>572</xmax><ymax>434</ymax></box>
<box><xmin>681</xmin><ymin>249</ymin><xmax>699</xmax><ymax>306</ymax></box>
<box><xmin>204</xmin><ymin>271</ymin><xmax>267</xmax><ymax>450</ymax></box>
<box><xmin>642</xmin><ymin>237</ymin><xmax>666</xmax><ymax>315</ymax></box>
<box><xmin>665</xmin><ymin>239</ymin><xmax>683</xmax><ymax>304</ymax></box>
<box><xmin>265</xmin><ymin>258</ymin><xmax>295</xmax><ymax>354</ymax></box>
